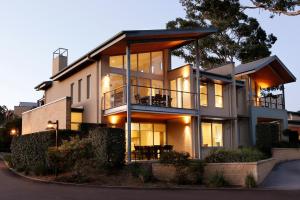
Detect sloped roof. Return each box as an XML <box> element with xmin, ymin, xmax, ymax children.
<box><xmin>235</xmin><ymin>55</ymin><xmax>296</xmax><ymax>84</ymax></box>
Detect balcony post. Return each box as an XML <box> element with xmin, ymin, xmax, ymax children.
<box><xmin>195</xmin><ymin>39</ymin><xmax>202</xmax><ymax>159</ymax></box>
<box><xmin>126</xmin><ymin>43</ymin><xmax>132</xmax><ymax>162</ymax></box>
<box><xmin>282</xmin><ymin>84</ymin><xmax>286</xmax><ymax>109</ymax></box>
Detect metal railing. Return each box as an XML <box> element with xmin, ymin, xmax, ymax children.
<box><xmin>103</xmin><ymin>85</ymin><xmax>197</xmax><ymax>110</ymax></box>
<box><xmin>250</xmin><ymin>94</ymin><xmax>285</xmax><ymax>109</ymax></box>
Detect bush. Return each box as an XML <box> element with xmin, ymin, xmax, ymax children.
<box><xmin>47</xmin><ymin>136</ymin><xmax>93</xmax><ymax>173</ymax></box>
<box><xmin>256</xmin><ymin>123</ymin><xmax>279</xmax><ymax>155</ymax></box>
<box><xmin>0</xmin><ymin>128</ymin><xmax>12</xmax><ymax>152</ymax></box>
<box><xmin>159</xmin><ymin>151</ymin><xmax>190</xmax><ymax>165</ymax></box>
<box><xmin>3</xmin><ymin>154</ymin><xmax>12</xmax><ymax>167</ymax></box>
<box><xmin>89</xmin><ymin>127</ymin><xmax>125</xmax><ymax>169</ymax></box>
<box><xmin>79</xmin><ymin>123</ymin><xmax>106</xmax><ymax>135</ymax></box>
<box><xmin>128</xmin><ymin>163</ymin><xmax>153</xmax><ymax>183</ymax></box>
<box><xmin>283</xmin><ymin>129</ymin><xmax>299</xmax><ymax>145</ymax></box>
<box><xmin>208</xmin><ymin>171</ymin><xmax>229</xmax><ymax>187</ymax></box>
<box><xmin>10</xmin><ymin>130</ymin><xmax>82</xmax><ymax>175</ymax></box>
<box><xmin>245</xmin><ymin>173</ymin><xmax>257</xmax><ymax>188</ymax></box>
<box><xmin>205</xmin><ymin>148</ymin><xmax>266</xmax><ymax>163</ymax></box>
<box><xmin>188</xmin><ymin>160</ymin><xmax>205</xmax><ymax>184</ymax></box>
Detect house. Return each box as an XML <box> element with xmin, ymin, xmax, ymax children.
<box><xmin>21</xmin><ymin>28</ymin><xmax>296</xmax><ymax>161</ymax></box>
<box><xmin>14</xmin><ymin>102</ymin><xmax>38</xmax><ymax>117</ymax></box>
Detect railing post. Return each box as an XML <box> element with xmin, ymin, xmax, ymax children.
<box><xmin>166</xmin><ymin>89</ymin><xmax>169</xmax><ymax>107</ymax></box>
<box><xmin>150</xmin><ymin>86</ymin><xmax>152</xmax><ymax>106</ymax></box>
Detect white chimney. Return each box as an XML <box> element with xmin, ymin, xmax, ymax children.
<box><xmin>52</xmin><ymin>48</ymin><xmax>68</xmax><ymax>76</ymax></box>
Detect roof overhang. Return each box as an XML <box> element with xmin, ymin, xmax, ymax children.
<box><xmin>51</xmin><ymin>28</ymin><xmax>218</xmax><ymax>81</ymax></box>
<box><xmin>35</xmin><ymin>81</ymin><xmax>52</xmax><ymax>91</ymax></box>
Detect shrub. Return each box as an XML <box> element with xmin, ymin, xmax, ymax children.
<box><xmin>245</xmin><ymin>173</ymin><xmax>257</xmax><ymax>188</ymax></box>
<box><xmin>283</xmin><ymin>129</ymin><xmax>299</xmax><ymax>145</ymax></box>
<box><xmin>89</xmin><ymin>127</ymin><xmax>125</xmax><ymax>169</ymax></box>
<box><xmin>3</xmin><ymin>154</ymin><xmax>12</xmax><ymax>167</ymax></box>
<box><xmin>205</xmin><ymin>148</ymin><xmax>266</xmax><ymax>163</ymax></box>
<box><xmin>79</xmin><ymin>123</ymin><xmax>106</xmax><ymax>135</ymax></box>
<box><xmin>208</xmin><ymin>171</ymin><xmax>229</xmax><ymax>187</ymax></box>
<box><xmin>256</xmin><ymin>123</ymin><xmax>279</xmax><ymax>155</ymax></box>
<box><xmin>47</xmin><ymin>136</ymin><xmax>93</xmax><ymax>173</ymax></box>
<box><xmin>159</xmin><ymin>151</ymin><xmax>190</xmax><ymax>165</ymax></box>
<box><xmin>188</xmin><ymin>160</ymin><xmax>205</xmax><ymax>184</ymax></box>
<box><xmin>0</xmin><ymin>128</ymin><xmax>12</xmax><ymax>152</ymax></box>
<box><xmin>128</xmin><ymin>163</ymin><xmax>153</xmax><ymax>183</ymax></box>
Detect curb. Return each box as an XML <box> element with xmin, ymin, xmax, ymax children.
<box><xmin>0</xmin><ymin>155</ymin><xmax>286</xmax><ymax>191</ymax></box>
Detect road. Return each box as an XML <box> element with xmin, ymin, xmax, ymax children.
<box><xmin>261</xmin><ymin>160</ymin><xmax>300</xmax><ymax>189</ymax></box>
<box><xmin>1</xmin><ymin>160</ymin><xmax>300</xmax><ymax>200</ymax></box>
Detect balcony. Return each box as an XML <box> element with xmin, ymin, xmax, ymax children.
<box><xmin>103</xmin><ymin>85</ymin><xmax>197</xmax><ymax>114</ymax></box>
<box><xmin>250</xmin><ymin>94</ymin><xmax>285</xmax><ymax>109</ymax></box>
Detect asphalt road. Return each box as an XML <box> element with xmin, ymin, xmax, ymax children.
<box><xmin>1</xmin><ymin>161</ymin><xmax>300</xmax><ymax>200</ymax></box>
<box><xmin>261</xmin><ymin>160</ymin><xmax>300</xmax><ymax>190</ymax></box>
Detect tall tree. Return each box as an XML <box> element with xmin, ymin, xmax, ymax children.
<box><xmin>0</xmin><ymin>105</ymin><xmax>8</xmax><ymax>127</ymax></box>
<box><xmin>167</xmin><ymin>0</ymin><xmax>277</xmax><ymax>68</ymax></box>
<box><xmin>244</xmin><ymin>0</ymin><xmax>300</xmax><ymax>16</ymax></box>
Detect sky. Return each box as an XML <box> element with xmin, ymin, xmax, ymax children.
<box><xmin>0</xmin><ymin>0</ymin><xmax>299</xmax><ymax>111</ymax></box>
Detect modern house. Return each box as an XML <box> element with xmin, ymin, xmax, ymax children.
<box><xmin>22</xmin><ymin>28</ymin><xmax>296</xmax><ymax>161</ymax></box>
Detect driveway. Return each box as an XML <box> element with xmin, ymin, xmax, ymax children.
<box><xmin>1</xmin><ymin>160</ymin><xmax>300</xmax><ymax>200</ymax></box>
<box><xmin>261</xmin><ymin>160</ymin><xmax>300</xmax><ymax>190</ymax></box>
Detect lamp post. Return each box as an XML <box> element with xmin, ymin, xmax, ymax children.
<box><xmin>47</xmin><ymin>120</ymin><xmax>59</xmax><ymax>149</ymax></box>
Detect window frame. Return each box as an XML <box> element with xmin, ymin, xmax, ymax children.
<box><xmin>201</xmin><ymin>122</ymin><xmax>223</xmax><ymax>147</ymax></box>
<box><xmin>200</xmin><ymin>82</ymin><xmax>208</xmax><ymax>106</ymax></box>
<box><xmin>87</xmin><ymin>75</ymin><xmax>91</xmax><ymax>99</ymax></box>
<box><xmin>214</xmin><ymin>83</ymin><xmax>223</xmax><ymax>108</ymax></box>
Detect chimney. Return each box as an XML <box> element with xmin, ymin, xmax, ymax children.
<box><xmin>52</xmin><ymin>48</ymin><xmax>68</xmax><ymax>76</ymax></box>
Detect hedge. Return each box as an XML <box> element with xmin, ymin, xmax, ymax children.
<box><xmin>0</xmin><ymin>128</ymin><xmax>12</xmax><ymax>152</ymax></box>
<box><xmin>10</xmin><ymin>130</ymin><xmax>81</xmax><ymax>174</ymax></box>
<box><xmin>256</xmin><ymin>123</ymin><xmax>279</xmax><ymax>155</ymax></box>
<box><xmin>89</xmin><ymin>127</ymin><xmax>125</xmax><ymax>169</ymax></box>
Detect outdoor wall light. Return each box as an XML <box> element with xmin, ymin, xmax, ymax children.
<box><xmin>10</xmin><ymin>129</ymin><xmax>17</xmax><ymax>136</ymax></box>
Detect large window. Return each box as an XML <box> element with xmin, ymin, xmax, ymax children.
<box><xmin>109</xmin><ymin>55</ymin><xmax>123</xmax><ymax>69</ymax></box>
<box><xmin>138</xmin><ymin>53</ymin><xmax>151</xmax><ymax>73</ymax></box>
<box><xmin>151</xmin><ymin>51</ymin><xmax>163</xmax><ymax>75</ymax></box>
<box><xmin>125</xmin><ymin>122</ymin><xmax>166</xmax><ymax>152</ymax></box>
<box><xmin>200</xmin><ymin>83</ymin><xmax>208</xmax><ymax>106</ymax></box>
<box><xmin>169</xmin><ymin>77</ymin><xmax>191</xmax><ymax>109</ymax></box>
<box><xmin>124</xmin><ymin>54</ymin><xmax>137</xmax><ymax>71</ymax></box>
<box><xmin>215</xmin><ymin>84</ymin><xmax>223</xmax><ymax>108</ymax></box>
<box><xmin>71</xmin><ymin>112</ymin><xmax>83</xmax><ymax>131</ymax></box>
<box><xmin>201</xmin><ymin>122</ymin><xmax>223</xmax><ymax>147</ymax></box>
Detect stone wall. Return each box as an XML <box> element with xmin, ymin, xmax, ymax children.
<box><xmin>203</xmin><ymin>158</ymin><xmax>276</xmax><ymax>186</ymax></box>
<box><xmin>272</xmin><ymin>148</ymin><xmax>300</xmax><ymax>162</ymax></box>
<box><xmin>152</xmin><ymin>163</ymin><xmax>177</xmax><ymax>182</ymax></box>
<box><xmin>22</xmin><ymin>97</ymin><xmax>71</xmax><ymax>134</ymax></box>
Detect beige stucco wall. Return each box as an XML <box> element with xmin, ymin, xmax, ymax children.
<box><xmin>204</xmin><ymin>158</ymin><xmax>276</xmax><ymax>186</ymax></box>
<box><xmin>45</xmin><ymin>62</ymin><xmax>99</xmax><ymax>124</ymax></box>
<box><xmin>22</xmin><ymin>97</ymin><xmax>71</xmax><ymax>134</ymax></box>
<box><xmin>272</xmin><ymin>148</ymin><xmax>300</xmax><ymax>162</ymax></box>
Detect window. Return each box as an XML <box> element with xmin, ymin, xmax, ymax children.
<box><xmin>215</xmin><ymin>84</ymin><xmax>223</xmax><ymax>108</ymax></box>
<box><xmin>151</xmin><ymin>51</ymin><xmax>163</xmax><ymax>75</ymax></box>
<box><xmin>87</xmin><ymin>75</ymin><xmax>91</xmax><ymax>99</ymax></box>
<box><xmin>78</xmin><ymin>79</ymin><xmax>82</xmax><ymax>102</ymax></box>
<box><xmin>124</xmin><ymin>54</ymin><xmax>137</xmax><ymax>71</ymax></box>
<box><xmin>200</xmin><ymin>83</ymin><xmax>208</xmax><ymax>106</ymax></box>
<box><xmin>71</xmin><ymin>112</ymin><xmax>83</xmax><ymax>131</ymax></box>
<box><xmin>109</xmin><ymin>55</ymin><xmax>123</xmax><ymax>69</ymax></box>
<box><xmin>125</xmin><ymin>122</ymin><xmax>166</xmax><ymax>152</ymax></box>
<box><xmin>151</xmin><ymin>80</ymin><xmax>163</xmax><ymax>95</ymax></box>
<box><xmin>169</xmin><ymin>77</ymin><xmax>191</xmax><ymax>108</ymax></box>
<box><xmin>138</xmin><ymin>53</ymin><xmax>150</xmax><ymax>73</ymax></box>
<box><xmin>201</xmin><ymin>122</ymin><xmax>223</xmax><ymax>147</ymax></box>
<box><xmin>70</xmin><ymin>83</ymin><xmax>74</xmax><ymax>104</ymax></box>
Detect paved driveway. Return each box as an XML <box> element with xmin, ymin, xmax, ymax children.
<box><xmin>1</xmin><ymin>160</ymin><xmax>300</xmax><ymax>200</ymax></box>
<box><xmin>261</xmin><ymin>160</ymin><xmax>300</xmax><ymax>190</ymax></box>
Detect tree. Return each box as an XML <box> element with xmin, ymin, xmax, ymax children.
<box><xmin>244</xmin><ymin>0</ymin><xmax>300</xmax><ymax>16</ymax></box>
<box><xmin>0</xmin><ymin>105</ymin><xmax>8</xmax><ymax>127</ymax></box>
<box><xmin>167</xmin><ymin>0</ymin><xmax>277</xmax><ymax>68</ymax></box>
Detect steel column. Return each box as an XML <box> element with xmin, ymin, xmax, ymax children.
<box><xmin>126</xmin><ymin>43</ymin><xmax>132</xmax><ymax>162</ymax></box>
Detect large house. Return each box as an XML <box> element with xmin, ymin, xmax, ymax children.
<box><xmin>22</xmin><ymin>28</ymin><xmax>296</xmax><ymax>161</ymax></box>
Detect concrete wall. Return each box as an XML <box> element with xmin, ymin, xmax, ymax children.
<box><xmin>45</xmin><ymin>62</ymin><xmax>99</xmax><ymax>124</ymax></box>
<box><xmin>204</xmin><ymin>158</ymin><xmax>276</xmax><ymax>186</ymax></box>
<box><xmin>272</xmin><ymin>148</ymin><xmax>300</xmax><ymax>162</ymax></box>
<box><xmin>22</xmin><ymin>97</ymin><xmax>71</xmax><ymax>134</ymax></box>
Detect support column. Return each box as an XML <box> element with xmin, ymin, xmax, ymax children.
<box><xmin>282</xmin><ymin>84</ymin><xmax>285</xmax><ymax>109</ymax></box>
<box><xmin>126</xmin><ymin>43</ymin><xmax>132</xmax><ymax>162</ymax></box>
<box><xmin>195</xmin><ymin>40</ymin><xmax>202</xmax><ymax>159</ymax></box>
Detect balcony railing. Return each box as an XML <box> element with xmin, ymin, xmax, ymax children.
<box><xmin>103</xmin><ymin>85</ymin><xmax>197</xmax><ymax>110</ymax></box>
<box><xmin>250</xmin><ymin>94</ymin><xmax>285</xmax><ymax>109</ymax></box>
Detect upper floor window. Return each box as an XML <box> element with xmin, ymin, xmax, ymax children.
<box><xmin>124</xmin><ymin>54</ymin><xmax>137</xmax><ymax>71</ymax></box>
<box><xmin>202</xmin><ymin>122</ymin><xmax>223</xmax><ymax>147</ymax></box>
<box><xmin>70</xmin><ymin>83</ymin><xmax>74</xmax><ymax>104</ymax></box>
<box><xmin>78</xmin><ymin>79</ymin><xmax>82</xmax><ymax>102</ymax></box>
<box><xmin>109</xmin><ymin>55</ymin><xmax>123</xmax><ymax>69</ymax></box>
<box><xmin>151</xmin><ymin>51</ymin><xmax>163</xmax><ymax>75</ymax></box>
<box><xmin>215</xmin><ymin>84</ymin><xmax>223</xmax><ymax>108</ymax></box>
<box><xmin>200</xmin><ymin>83</ymin><xmax>208</xmax><ymax>106</ymax></box>
<box><xmin>87</xmin><ymin>75</ymin><xmax>91</xmax><ymax>99</ymax></box>
<box><xmin>138</xmin><ymin>53</ymin><xmax>151</xmax><ymax>73</ymax></box>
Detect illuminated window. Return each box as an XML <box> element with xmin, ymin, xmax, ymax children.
<box><xmin>215</xmin><ymin>84</ymin><xmax>223</xmax><ymax>108</ymax></box>
<box><xmin>71</xmin><ymin>112</ymin><xmax>83</xmax><ymax>131</ymax></box>
<box><xmin>201</xmin><ymin>122</ymin><xmax>223</xmax><ymax>147</ymax></box>
<box><xmin>169</xmin><ymin>77</ymin><xmax>191</xmax><ymax>108</ymax></box>
<box><xmin>125</xmin><ymin>123</ymin><xmax>166</xmax><ymax>152</ymax></box>
<box><xmin>138</xmin><ymin>53</ymin><xmax>150</xmax><ymax>73</ymax></box>
<box><xmin>109</xmin><ymin>55</ymin><xmax>123</xmax><ymax>69</ymax></box>
<box><xmin>151</xmin><ymin>51</ymin><xmax>163</xmax><ymax>75</ymax></box>
<box><xmin>124</xmin><ymin>54</ymin><xmax>137</xmax><ymax>71</ymax></box>
<box><xmin>151</xmin><ymin>80</ymin><xmax>163</xmax><ymax>95</ymax></box>
<box><xmin>200</xmin><ymin>83</ymin><xmax>208</xmax><ymax>106</ymax></box>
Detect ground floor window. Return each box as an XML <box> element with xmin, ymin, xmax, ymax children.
<box><xmin>125</xmin><ymin>122</ymin><xmax>166</xmax><ymax>151</ymax></box>
<box><xmin>71</xmin><ymin>112</ymin><xmax>83</xmax><ymax>131</ymax></box>
<box><xmin>201</xmin><ymin>122</ymin><xmax>223</xmax><ymax>147</ymax></box>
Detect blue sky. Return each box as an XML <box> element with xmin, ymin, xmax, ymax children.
<box><xmin>0</xmin><ymin>0</ymin><xmax>299</xmax><ymax>111</ymax></box>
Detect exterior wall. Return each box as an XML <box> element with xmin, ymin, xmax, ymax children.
<box><xmin>45</xmin><ymin>62</ymin><xmax>99</xmax><ymax>124</ymax></box>
<box><xmin>272</xmin><ymin>148</ymin><xmax>300</xmax><ymax>162</ymax></box>
<box><xmin>203</xmin><ymin>158</ymin><xmax>276</xmax><ymax>186</ymax></box>
<box><xmin>22</xmin><ymin>97</ymin><xmax>71</xmax><ymax>134</ymax></box>
<box><xmin>236</xmin><ymin>87</ymin><xmax>248</xmax><ymax>116</ymax></box>
<box><xmin>238</xmin><ymin>118</ymin><xmax>251</xmax><ymax>146</ymax></box>
<box><xmin>167</xmin><ymin>118</ymin><xmax>192</xmax><ymax>155</ymax></box>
